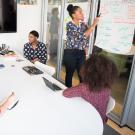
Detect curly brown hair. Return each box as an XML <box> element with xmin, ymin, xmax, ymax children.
<box><xmin>80</xmin><ymin>54</ymin><xmax>118</xmax><ymax>91</ymax></box>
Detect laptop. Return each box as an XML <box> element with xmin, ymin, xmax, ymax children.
<box><xmin>42</xmin><ymin>77</ymin><xmax>62</xmax><ymax>91</ymax></box>
<box><xmin>23</xmin><ymin>66</ymin><xmax>43</xmax><ymax>75</ymax></box>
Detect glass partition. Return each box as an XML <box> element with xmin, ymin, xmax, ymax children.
<box><xmin>46</xmin><ymin>0</ymin><xmax>62</xmax><ymax>71</ymax></box>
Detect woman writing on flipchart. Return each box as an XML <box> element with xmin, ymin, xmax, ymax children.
<box><xmin>63</xmin><ymin>4</ymin><xmax>100</xmax><ymax>87</ymax></box>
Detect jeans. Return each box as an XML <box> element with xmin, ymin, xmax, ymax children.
<box><xmin>63</xmin><ymin>49</ymin><xmax>86</xmax><ymax>87</ymax></box>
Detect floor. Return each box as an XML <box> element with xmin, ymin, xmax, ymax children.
<box><xmin>107</xmin><ymin>120</ymin><xmax>135</xmax><ymax>135</ymax></box>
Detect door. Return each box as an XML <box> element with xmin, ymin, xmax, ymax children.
<box><xmin>45</xmin><ymin>0</ymin><xmax>62</xmax><ymax>72</ymax></box>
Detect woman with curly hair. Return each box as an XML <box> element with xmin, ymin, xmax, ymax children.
<box><xmin>63</xmin><ymin>55</ymin><xmax>118</xmax><ymax>123</ymax></box>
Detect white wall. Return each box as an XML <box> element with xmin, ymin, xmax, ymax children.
<box><xmin>0</xmin><ymin>0</ymin><xmax>42</xmax><ymax>54</ymax></box>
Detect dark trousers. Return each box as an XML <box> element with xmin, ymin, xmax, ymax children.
<box><xmin>63</xmin><ymin>49</ymin><xmax>86</xmax><ymax>87</ymax></box>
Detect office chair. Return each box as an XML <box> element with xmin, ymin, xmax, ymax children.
<box><xmin>106</xmin><ymin>96</ymin><xmax>115</xmax><ymax>115</ymax></box>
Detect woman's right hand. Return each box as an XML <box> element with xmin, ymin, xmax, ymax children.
<box><xmin>31</xmin><ymin>58</ymin><xmax>39</xmax><ymax>64</ymax></box>
<box><xmin>84</xmin><ymin>17</ymin><xmax>100</xmax><ymax>38</ymax></box>
<box><xmin>93</xmin><ymin>17</ymin><xmax>100</xmax><ymax>27</ymax></box>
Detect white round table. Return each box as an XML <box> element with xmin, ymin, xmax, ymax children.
<box><xmin>0</xmin><ymin>54</ymin><xmax>103</xmax><ymax>135</ymax></box>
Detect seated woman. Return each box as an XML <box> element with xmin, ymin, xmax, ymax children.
<box><xmin>63</xmin><ymin>55</ymin><xmax>118</xmax><ymax>123</ymax></box>
<box><xmin>0</xmin><ymin>92</ymin><xmax>15</xmax><ymax>114</ymax></box>
<box><xmin>23</xmin><ymin>30</ymin><xmax>47</xmax><ymax>64</ymax></box>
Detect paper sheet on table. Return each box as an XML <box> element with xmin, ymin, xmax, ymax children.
<box><xmin>0</xmin><ymin>90</ymin><xmax>12</xmax><ymax>102</ymax></box>
<box><xmin>34</xmin><ymin>61</ymin><xmax>55</xmax><ymax>76</ymax></box>
<box><xmin>0</xmin><ymin>90</ymin><xmax>19</xmax><ymax>108</ymax></box>
<box><xmin>0</xmin><ymin>96</ymin><xmax>19</xmax><ymax>116</ymax></box>
<box><xmin>2</xmin><ymin>54</ymin><xmax>18</xmax><ymax>61</ymax></box>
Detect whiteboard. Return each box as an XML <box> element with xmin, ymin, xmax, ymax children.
<box><xmin>95</xmin><ymin>0</ymin><xmax>135</xmax><ymax>54</ymax></box>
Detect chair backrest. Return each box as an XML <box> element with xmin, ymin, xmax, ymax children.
<box><xmin>106</xmin><ymin>97</ymin><xmax>115</xmax><ymax>115</ymax></box>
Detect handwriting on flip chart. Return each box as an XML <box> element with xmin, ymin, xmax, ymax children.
<box><xmin>95</xmin><ymin>0</ymin><xmax>135</xmax><ymax>54</ymax></box>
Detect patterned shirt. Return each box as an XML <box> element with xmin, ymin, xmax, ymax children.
<box><xmin>63</xmin><ymin>83</ymin><xmax>110</xmax><ymax>123</ymax></box>
<box><xmin>66</xmin><ymin>21</ymin><xmax>89</xmax><ymax>50</ymax></box>
<box><xmin>23</xmin><ymin>41</ymin><xmax>47</xmax><ymax>64</ymax></box>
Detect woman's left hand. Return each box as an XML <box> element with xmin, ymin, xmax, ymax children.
<box><xmin>85</xmin><ymin>48</ymin><xmax>89</xmax><ymax>60</ymax></box>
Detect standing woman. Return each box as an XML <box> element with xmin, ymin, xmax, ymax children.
<box><xmin>63</xmin><ymin>4</ymin><xmax>100</xmax><ymax>87</ymax></box>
